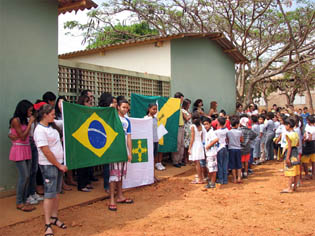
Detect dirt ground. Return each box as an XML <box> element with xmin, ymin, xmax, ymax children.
<box><xmin>1</xmin><ymin>161</ymin><xmax>315</xmax><ymax>236</ymax></box>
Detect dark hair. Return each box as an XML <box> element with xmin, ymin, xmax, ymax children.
<box><xmin>218</xmin><ymin>117</ymin><xmax>226</xmax><ymax>126</ymax></box>
<box><xmin>306</xmin><ymin>115</ymin><xmax>314</xmax><ymax>124</ymax></box>
<box><xmin>193</xmin><ymin>99</ymin><xmax>203</xmax><ymax>108</ymax></box>
<box><xmin>236</xmin><ymin>102</ymin><xmax>242</xmax><ymax>109</ymax></box>
<box><xmin>230</xmin><ymin>115</ymin><xmax>240</xmax><ymax>127</ymax></box>
<box><xmin>42</xmin><ymin>91</ymin><xmax>56</xmax><ymax>103</ymax></box>
<box><xmin>251</xmin><ymin>115</ymin><xmax>258</xmax><ymax>123</ymax></box>
<box><xmin>211</xmin><ymin>114</ymin><xmax>219</xmax><ymax>119</ymax></box>
<box><xmin>146</xmin><ymin>103</ymin><xmax>157</xmax><ymax>115</ymax></box>
<box><xmin>266</xmin><ymin>112</ymin><xmax>274</xmax><ymax>120</ymax></box>
<box><xmin>77</xmin><ymin>95</ymin><xmax>90</xmax><ymax>105</ymax></box>
<box><xmin>284</xmin><ymin>117</ymin><xmax>296</xmax><ymax>128</ymax></box>
<box><xmin>10</xmin><ymin>100</ymin><xmax>33</xmax><ymax>126</ymax></box>
<box><xmin>118</xmin><ymin>99</ymin><xmax>129</xmax><ymax>107</ymax></box>
<box><xmin>219</xmin><ymin>109</ymin><xmax>226</xmax><ymax>116</ymax></box>
<box><xmin>174</xmin><ymin>92</ymin><xmax>184</xmax><ymax>98</ymax></box>
<box><xmin>55</xmin><ymin>96</ymin><xmax>67</xmax><ymax>119</ymax></box>
<box><xmin>259</xmin><ymin>114</ymin><xmax>266</xmax><ymax>120</ymax></box>
<box><xmin>202</xmin><ymin>116</ymin><xmax>212</xmax><ymax>124</ymax></box>
<box><xmin>116</xmin><ymin>96</ymin><xmax>126</xmax><ymax>104</ymax></box>
<box><xmin>80</xmin><ymin>89</ymin><xmax>92</xmax><ymax>96</ymax></box>
<box><xmin>240</xmin><ymin>113</ymin><xmax>248</xmax><ymax>118</ymax></box>
<box><xmin>191</xmin><ymin>112</ymin><xmax>201</xmax><ymax>127</ymax></box>
<box><xmin>182</xmin><ymin>98</ymin><xmax>191</xmax><ymax>110</ymax></box>
<box><xmin>254</xmin><ymin>104</ymin><xmax>258</xmax><ymax>110</ymax></box>
<box><xmin>99</xmin><ymin>92</ymin><xmax>113</xmax><ymax>107</ymax></box>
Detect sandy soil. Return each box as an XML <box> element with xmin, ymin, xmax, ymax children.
<box><xmin>1</xmin><ymin>161</ymin><xmax>315</xmax><ymax>236</ymax></box>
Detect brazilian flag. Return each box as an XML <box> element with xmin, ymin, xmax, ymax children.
<box><xmin>63</xmin><ymin>102</ymin><xmax>127</xmax><ymax>170</ymax></box>
<box><xmin>130</xmin><ymin>93</ymin><xmax>180</xmax><ymax>153</ymax></box>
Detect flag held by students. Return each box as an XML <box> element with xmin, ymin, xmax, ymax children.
<box><xmin>130</xmin><ymin>93</ymin><xmax>180</xmax><ymax>153</ymax></box>
<box><xmin>63</xmin><ymin>102</ymin><xmax>127</xmax><ymax>170</ymax></box>
<box><xmin>123</xmin><ymin>118</ymin><xmax>154</xmax><ymax>189</ymax></box>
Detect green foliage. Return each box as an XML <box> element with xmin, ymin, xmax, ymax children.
<box><xmin>86</xmin><ymin>22</ymin><xmax>159</xmax><ymax>49</ymax></box>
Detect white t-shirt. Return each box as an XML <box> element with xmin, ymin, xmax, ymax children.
<box><xmin>34</xmin><ymin>124</ymin><xmax>64</xmax><ymax>165</ymax></box>
<box><xmin>214</xmin><ymin>128</ymin><xmax>228</xmax><ymax>151</ymax></box>
<box><xmin>305</xmin><ymin>124</ymin><xmax>315</xmax><ymax>141</ymax></box>
<box><xmin>205</xmin><ymin>128</ymin><xmax>218</xmax><ymax>157</ymax></box>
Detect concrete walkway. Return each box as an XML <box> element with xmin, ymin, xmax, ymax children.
<box><xmin>0</xmin><ymin>163</ymin><xmax>192</xmax><ymax>228</ymax></box>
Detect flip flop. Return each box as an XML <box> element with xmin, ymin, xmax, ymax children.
<box><xmin>108</xmin><ymin>204</ymin><xmax>117</xmax><ymax>211</ymax></box>
<box><xmin>117</xmin><ymin>198</ymin><xmax>134</xmax><ymax>204</ymax></box>
<box><xmin>190</xmin><ymin>180</ymin><xmax>204</xmax><ymax>184</ymax></box>
<box><xmin>280</xmin><ymin>190</ymin><xmax>293</xmax><ymax>194</ymax></box>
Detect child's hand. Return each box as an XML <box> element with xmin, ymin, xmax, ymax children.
<box><xmin>128</xmin><ymin>154</ymin><xmax>132</xmax><ymax>162</ymax></box>
<box><xmin>188</xmin><ymin>149</ymin><xmax>191</xmax><ymax>155</ymax></box>
<box><xmin>286</xmin><ymin>159</ymin><xmax>291</xmax><ymax>167</ymax></box>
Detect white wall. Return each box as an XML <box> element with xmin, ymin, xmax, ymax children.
<box><xmin>67</xmin><ymin>41</ymin><xmax>171</xmax><ymax>77</ymax></box>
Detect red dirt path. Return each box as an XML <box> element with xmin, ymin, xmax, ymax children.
<box><xmin>1</xmin><ymin>161</ymin><xmax>315</xmax><ymax>236</ymax></box>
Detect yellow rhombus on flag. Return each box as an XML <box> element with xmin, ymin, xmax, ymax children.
<box><xmin>72</xmin><ymin>112</ymin><xmax>118</xmax><ymax>158</ymax></box>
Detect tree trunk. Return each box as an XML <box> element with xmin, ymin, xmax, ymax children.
<box><xmin>304</xmin><ymin>81</ymin><xmax>314</xmax><ymax>114</ymax></box>
<box><xmin>244</xmin><ymin>80</ymin><xmax>255</xmax><ymax>107</ymax></box>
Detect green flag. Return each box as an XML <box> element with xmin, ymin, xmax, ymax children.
<box><xmin>63</xmin><ymin>102</ymin><xmax>127</xmax><ymax>170</ymax></box>
<box><xmin>130</xmin><ymin>93</ymin><xmax>180</xmax><ymax>153</ymax></box>
<box><xmin>131</xmin><ymin>139</ymin><xmax>148</xmax><ymax>163</ymax></box>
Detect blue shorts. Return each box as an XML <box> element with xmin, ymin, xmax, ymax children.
<box><xmin>39</xmin><ymin>165</ymin><xmax>63</xmax><ymax>199</ymax></box>
<box><xmin>199</xmin><ymin>159</ymin><xmax>206</xmax><ymax>168</ymax></box>
<box><xmin>228</xmin><ymin>149</ymin><xmax>242</xmax><ymax>170</ymax></box>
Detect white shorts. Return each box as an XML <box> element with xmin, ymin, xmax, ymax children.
<box><xmin>206</xmin><ymin>155</ymin><xmax>218</xmax><ymax>173</ymax></box>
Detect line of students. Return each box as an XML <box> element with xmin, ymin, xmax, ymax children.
<box><xmin>186</xmin><ymin>107</ymin><xmax>315</xmax><ymax>191</ymax></box>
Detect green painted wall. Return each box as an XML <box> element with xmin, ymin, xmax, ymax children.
<box><xmin>0</xmin><ymin>0</ymin><xmax>58</xmax><ymax>194</ymax></box>
<box><xmin>170</xmin><ymin>38</ymin><xmax>236</xmax><ymax>115</ymax></box>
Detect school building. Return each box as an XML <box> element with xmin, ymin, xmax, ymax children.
<box><xmin>59</xmin><ymin>33</ymin><xmax>247</xmax><ymax>114</ymax></box>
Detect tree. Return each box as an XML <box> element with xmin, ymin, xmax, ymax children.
<box><xmin>65</xmin><ymin>0</ymin><xmax>315</xmax><ymax>108</ymax></box>
<box><xmin>64</xmin><ymin>21</ymin><xmax>159</xmax><ymax>48</ymax></box>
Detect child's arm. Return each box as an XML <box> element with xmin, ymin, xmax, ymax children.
<box><xmin>285</xmin><ymin>134</ymin><xmax>292</xmax><ymax>166</ymax></box>
<box><xmin>188</xmin><ymin>126</ymin><xmax>195</xmax><ymax>155</ymax></box>
<box><xmin>240</xmin><ymin>135</ymin><xmax>244</xmax><ymax>143</ymax></box>
<box><xmin>127</xmin><ymin>133</ymin><xmax>132</xmax><ymax>162</ymax></box>
<box><xmin>275</xmin><ymin>133</ymin><xmax>282</xmax><ymax>144</ymax></box>
<box><xmin>8</xmin><ymin>133</ymin><xmax>19</xmax><ymax>141</ymax></box>
<box><xmin>206</xmin><ymin>138</ymin><xmax>219</xmax><ymax>150</ymax></box>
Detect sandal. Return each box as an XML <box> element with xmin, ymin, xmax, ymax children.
<box><xmin>44</xmin><ymin>223</ymin><xmax>54</xmax><ymax>236</ymax></box>
<box><xmin>16</xmin><ymin>204</ymin><xmax>35</xmax><ymax>212</ymax></box>
<box><xmin>190</xmin><ymin>180</ymin><xmax>204</xmax><ymax>184</ymax></box>
<box><xmin>117</xmin><ymin>198</ymin><xmax>134</xmax><ymax>204</ymax></box>
<box><xmin>108</xmin><ymin>204</ymin><xmax>117</xmax><ymax>211</ymax></box>
<box><xmin>50</xmin><ymin>216</ymin><xmax>67</xmax><ymax>229</ymax></box>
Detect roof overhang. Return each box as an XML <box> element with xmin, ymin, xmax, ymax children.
<box><xmin>59</xmin><ymin>32</ymin><xmax>248</xmax><ymax>64</ymax></box>
<box><xmin>58</xmin><ymin>0</ymin><xmax>97</xmax><ymax>15</ymax></box>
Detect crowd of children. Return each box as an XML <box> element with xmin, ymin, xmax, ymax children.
<box><xmin>178</xmin><ymin>99</ymin><xmax>315</xmax><ymax>192</ymax></box>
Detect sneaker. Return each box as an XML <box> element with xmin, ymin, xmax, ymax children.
<box><xmin>243</xmin><ymin>172</ymin><xmax>248</xmax><ymax>179</ymax></box>
<box><xmin>204</xmin><ymin>183</ymin><xmax>211</xmax><ymax>189</ymax></box>
<box><xmin>26</xmin><ymin>196</ymin><xmax>38</xmax><ymax>205</ymax></box>
<box><xmin>32</xmin><ymin>193</ymin><xmax>44</xmax><ymax>201</ymax></box>
<box><xmin>160</xmin><ymin>163</ymin><xmax>166</xmax><ymax>170</ymax></box>
<box><xmin>173</xmin><ymin>164</ymin><xmax>181</xmax><ymax>168</ymax></box>
<box><xmin>210</xmin><ymin>183</ymin><xmax>216</xmax><ymax>188</ymax></box>
<box><xmin>155</xmin><ymin>163</ymin><xmax>164</xmax><ymax>171</ymax></box>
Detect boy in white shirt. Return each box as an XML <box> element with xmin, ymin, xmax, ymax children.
<box><xmin>203</xmin><ymin>117</ymin><xmax>219</xmax><ymax>188</ymax></box>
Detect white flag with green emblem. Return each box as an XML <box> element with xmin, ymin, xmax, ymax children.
<box><xmin>123</xmin><ymin>117</ymin><xmax>154</xmax><ymax>189</ymax></box>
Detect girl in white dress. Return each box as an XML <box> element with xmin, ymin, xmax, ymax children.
<box><xmin>188</xmin><ymin>112</ymin><xmax>205</xmax><ymax>184</ymax></box>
